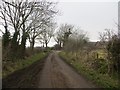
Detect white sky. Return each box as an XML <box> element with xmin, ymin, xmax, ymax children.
<box><xmin>57</xmin><ymin>2</ymin><xmax>117</xmax><ymax>40</ymax></box>
<box><xmin>46</xmin><ymin>0</ymin><xmax>118</xmax><ymax>47</ymax></box>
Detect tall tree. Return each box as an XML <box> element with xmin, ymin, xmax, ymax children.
<box><xmin>54</xmin><ymin>23</ymin><xmax>73</xmax><ymax>48</ymax></box>
<box><xmin>38</xmin><ymin>22</ymin><xmax>56</xmax><ymax>48</ymax></box>
<box><xmin>28</xmin><ymin>1</ymin><xmax>57</xmax><ymax>51</ymax></box>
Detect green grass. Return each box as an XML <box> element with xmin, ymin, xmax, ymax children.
<box><xmin>59</xmin><ymin>51</ymin><xmax>119</xmax><ymax>88</ymax></box>
<box><xmin>3</xmin><ymin>52</ymin><xmax>48</xmax><ymax>78</ymax></box>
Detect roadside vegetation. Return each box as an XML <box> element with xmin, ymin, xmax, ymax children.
<box><xmin>59</xmin><ymin>51</ymin><xmax>118</xmax><ymax>88</ymax></box>
<box><xmin>55</xmin><ymin>24</ymin><xmax>120</xmax><ymax>88</ymax></box>
<box><xmin>2</xmin><ymin>51</ymin><xmax>48</xmax><ymax>78</ymax></box>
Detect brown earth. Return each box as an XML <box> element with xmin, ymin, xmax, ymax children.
<box><xmin>3</xmin><ymin>51</ymin><xmax>98</xmax><ymax>88</ymax></box>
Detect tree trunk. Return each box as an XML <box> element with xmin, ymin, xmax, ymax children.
<box><xmin>45</xmin><ymin>42</ymin><xmax>48</xmax><ymax>48</ymax></box>
<box><xmin>30</xmin><ymin>38</ymin><xmax>35</xmax><ymax>52</ymax></box>
<box><xmin>3</xmin><ymin>26</ymin><xmax>10</xmax><ymax>49</ymax></box>
<box><xmin>20</xmin><ymin>34</ymin><xmax>27</xmax><ymax>59</ymax></box>
<box><xmin>60</xmin><ymin>41</ymin><xmax>62</xmax><ymax>48</ymax></box>
<box><xmin>20</xmin><ymin>20</ymin><xmax>27</xmax><ymax>59</ymax></box>
<box><xmin>10</xmin><ymin>31</ymin><xmax>19</xmax><ymax>60</ymax></box>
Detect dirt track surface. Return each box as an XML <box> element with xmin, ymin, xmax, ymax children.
<box><xmin>3</xmin><ymin>51</ymin><xmax>97</xmax><ymax>88</ymax></box>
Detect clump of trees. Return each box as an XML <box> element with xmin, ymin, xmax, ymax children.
<box><xmin>55</xmin><ymin>23</ymin><xmax>89</xmax><ymax>59</ymax></box>
<box><xmin>0</xmin><ymin>0</ymin><xmax>58</xmax><ymax>61</ymax></box>
<box><xmin>64</xmin><ymin>29</ymin><xmax>89</xmax><ymax>52</ymax></box>
<box><xmin>54</xmin><ymin>23</ymin><xmax>74</xmax><ymax>49</ymax></box>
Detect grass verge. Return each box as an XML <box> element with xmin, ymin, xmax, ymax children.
<box><xmin>2</xmin><ymin>52</ymin><xmax>48</xmax><ymax>78</ymax></box>
<box><xmin>59</xmin><ymin>51</ymin><xmax>119</xmax><ymax>88</ymax></box>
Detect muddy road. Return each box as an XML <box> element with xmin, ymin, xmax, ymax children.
<box><xmin>3</xmin><ymin>51</ymin><xmax>97</xmax><ymax>88</ymax></box>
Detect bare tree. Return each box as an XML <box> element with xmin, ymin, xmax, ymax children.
<box><xmin>38</xmin><ymin>22</ymin><xmax>56</xmax><ymax>48</ymax></box>
<box><xmin>54</xmin><ymin>23</ymin><xmax>74</xmax><ymax>48</ymax></box>
<box><xmin>64</xmin><ymin>28</ymin><xmax>89</xmax><ymax>52</ymax></box>
<box><xmin>28</xmin><ymin>1</ymin><xmax>58</xmax><ymax>51</ymax></box>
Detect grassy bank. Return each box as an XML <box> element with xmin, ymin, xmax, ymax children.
<box><xmin>59</xmin><ymin>51</ymin><xmax>119</xmax><ymax>88</ymax></box>
<box><xmin>3</xmin><ymin>52</ymin><xmax>48</xmax><ymax>78</ymax></box>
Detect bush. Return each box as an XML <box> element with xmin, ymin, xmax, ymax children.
<box><xmin>107</xmin><ymin>35</ymin><xmax>120</xmax><ymax>73</ymax></box>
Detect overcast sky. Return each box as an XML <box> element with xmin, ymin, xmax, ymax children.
<box><xmin>46</xmin><ymin>0</ymin><xmax>118</xmax><ymax>47</ymax></box>
<box><xmin>57</xmin><ymin>2</ymin><xmax>118</xmax><ymax>40</ymax></box>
